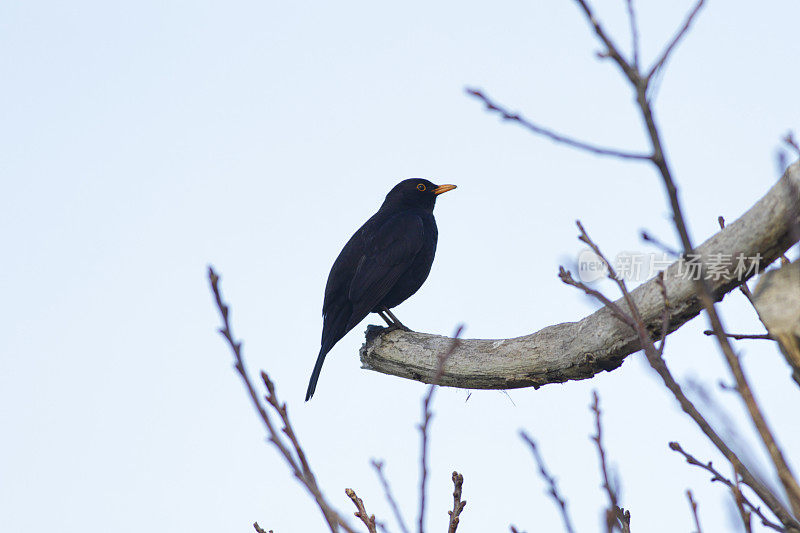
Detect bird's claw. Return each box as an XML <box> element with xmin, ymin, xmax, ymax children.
<box><xmin>384</xmin><ymin>322</ymin><xmax>412</xmax><ymax>333</ymax></box>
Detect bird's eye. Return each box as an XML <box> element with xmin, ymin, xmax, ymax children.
<box><xmin>416</xmin><ymin>184</ymin><xmax>426</xmax><ymax>191</ymax></box>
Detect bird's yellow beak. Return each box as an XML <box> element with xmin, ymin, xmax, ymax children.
<box><xmin>433</xmin><ymin>184</ymin><xmax>457</xmax><ymax>195</ymax></box>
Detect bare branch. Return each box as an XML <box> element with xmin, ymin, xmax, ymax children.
<box><xmin>371</xmin><ymin>460</ymin><xmax>410</xmax><ymax>533</ymax></box>
<box><xmin>558</xmin><ymin>267</ymin><xmax>635</xmax><ymax>328</ymax></box>
<box><xmin>491</xmin><ymin>0</ymin><xmax>800</xmax><ymax>515</ymax></box>
<box><xmin>641</xmin><ymin>230</ymin><xmax>680</xmax><ymax>257</ymax></box>
<box><xmin>346</xmin><ymin>488</ymin><xmax>378</xmax><ymax>533</ymax></box>
<box><xmin>785</xmin><ymin>132</ymin><xmax>800</xmax><ymax>158</ymax></box>
<box><xmin>447</xmin><ymin>472</ymin><xmax>467</xmax><ymax>533</ymax></box>
<box><xmin>575</xmin><ymin>221</ymin><xmax>652</xmax><ymax>351</ymax></box>
<box><xmin>588</xmin><ymin>0</ymin><xmax>800</xmax><ymax>509</ymax></box>
<box><xmin>571</xmin><ymin>0</ymin><xmax>640</xmax><ymax>82</ymax></box>
<box><xmin>575</xmin><ymin>220</ymin><xmax>620</xmax><ymax>280</ymax></box>
<box><xmin>465</xmin><ymin>88</ymin><xmax>651</xmax><ymax>160</ymax></box>
<box><xmin>208</xmin><ymin>267</ymin><xmax>358</xmax><ymax>533</ymax></box>
<box><xmin>732</xmin><ymin>469</ymin><xmax>754</xmax><ymax>533</ymax></box>
<box><xmin>624</xmin><ymin>0</ymin><xmax>641</xmax><ymax>69</ymax></box>
<box><xmin>647</xmin><ymin>0</ymin><xmax>707</xmax><ymax>80</ymax></box>
<box><xmin>462</xmin><ymin>0</ymin><xmax>800</xmax><ymax>529</ymax></box>
<box><xmin>475</xmin><ymin>15</ymin><xmax>788</xmax><ymax>499</ymax></box>
<box><xmin>669</xmin><ymin>442</ymin><xmax>785</xmax><ymax>532</ymax></box>
<box><xmin>686</xmin><ymin>490</ymin><xmax>702</xmax><ymax>533</ymax></box>
<box><xmin>591</xmin><ymin>391</ymin><xmax>624</xmax><ymax>533</ymax></box>
<box><xmin>660</xmin><ymin>147</ymin><xmax>800</xmax><ymax>527</ymax></box>
<box><xmin>702</xmin><ymin>331</ymin><xmax>772</xmax><ymax>341</ymax></box>
<box><xmin>418</xmin><ymin>326</ymin><xmax>463</xmax><ymax>533</ymax></box>
<box><xmin>559</xmin><ymin>225</ymin><xmax>800</xmax><ymax>530</ymax></box>
<box><xmin>520</xmin><ymin>432</ymin><xmax>577</xmax><ymax>533</ymax></box>
<box><xmin>575</xmin><ymin>227</ymin><xmax>796</xmax><ymax>533</ymax></box>
<box><xmin>698</xmin><ymin>269</ymin><xmax>800</xmax><ymax>520</ymax></box>
<box><xmin>360</xmin><ymin>162</ymin><xmax>800</xmax><ymax>390</ymax></box>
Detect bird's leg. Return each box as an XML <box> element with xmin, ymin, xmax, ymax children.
<box><xmin>377</xmin><ymin>309</ymin><xmax>394</xmax><ymax>327</ymax></box>
<box><xmin>383</xmin><ymin>307</ymin><xmax>411</xmax><ymax>332</ymax></box>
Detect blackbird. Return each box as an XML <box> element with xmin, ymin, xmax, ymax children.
<box><xmin>305</xmin><ymin>178</ymin><xmax>457</xmax><ymax>401</ymax></box>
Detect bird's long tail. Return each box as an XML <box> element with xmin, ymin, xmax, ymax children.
<box><xmin>305</xmin><ymin>347</ymin><xmax>328</xmax><ymax>401</ymax></box>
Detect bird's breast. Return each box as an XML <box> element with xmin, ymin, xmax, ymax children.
<box><xmin>375</xmin><ymin>214</ymin><xmax>438</xmax><ymax>310</ymax></box>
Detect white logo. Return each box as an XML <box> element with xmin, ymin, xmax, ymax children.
<box><xmin>577</xmin><ymin>249</ymin><xmax>607</xmax><ymax>282</ymax></box>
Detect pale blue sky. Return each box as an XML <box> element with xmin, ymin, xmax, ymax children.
<box><xmin>2</xmin><ymin>1</ymin><xmax>799</xmax><ymax>532</ymax></box>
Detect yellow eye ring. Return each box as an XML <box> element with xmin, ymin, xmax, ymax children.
<box><xmin>417</xmin><ymin>184</ymin><xmax>426</xmax><ymax>191</ymax></box>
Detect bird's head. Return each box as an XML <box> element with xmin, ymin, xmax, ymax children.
<box><xmin>383</xmin><ymin>178</ymin><xmax>457</xmax><ymax>211</ymax></box>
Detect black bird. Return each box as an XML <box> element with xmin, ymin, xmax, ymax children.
<box><xmin>305</xmin><ymin>178</ymin><xmax>457</xmax><ymax>401</ymax></box>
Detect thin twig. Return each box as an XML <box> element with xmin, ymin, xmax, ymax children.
<box><xmin>558</xmin><ymin>266</ymin><xmax>636</xmax><ymax>328</ymax></box>
<box><xmin>577</xmin><ymin>221</ymin><xmax>614</xmax><ymax>270</ymax></box>
<box><xmin>732</xmin><ymin>468</ymin><xmax>754</xmax><ymax>533</ymax></box>
<box><xmin>689</xmin><ymin>163</ymin><xmax>800</xmax><ymax>521</ymax></box>
<box><xmin>465</xmin><ymin>88</ymin><xmax>651</xmax><ymax>160</ymax></box>
<box><xmin>646</xmin><ymin>0</ymin><xmax>707</xmax><ymax>80</ymax></box>
<box><xmin>624</xmin><ymin>0</ymin><xmax>640</xmax><ymax>69</ymax></box>
<box><xmin>346</xmin><ymin>488</ymin><xmax>378</xmax><ymax>533</ymax></box>
<box><xmin>489</xmin><ymin>8</ymin><xmax>793</xmax><ymax>503</ymax></box>
<box><xmin>575</xmin><ymin>221</ymin><xmax>652</xmax><ymax>344</ymax></box>
<box><xmin>702</xmin><ymin>331</ymin><xmax>772</xmax><ymax>341</ymax></box>
<box><xmin>650</xmin><ymin>24</ymin><xmax>800</xmax><ymax>525</ymax></box>
<box><xmin>465</xmin><ymin>0</ymin><xmax>800</xmax><ymax>525</ymax></box>
<box><xmin>448</xmin><ymin>472</ymin><xmax>467</xmax><ymax>533</ymax></box>
<box><xmin>590</xmin><ymin>391</ymin><xmax>622</xmax><ymax>533</ymax></box>
<box><xmin>371</xmin><ymin>460</ymin><xmax>410</xmax><ymax>533</ymax></box>
<box><xmin>686</xmin><ymin>490</ymin><xmax>702</xmax><ymax>533</ymax></box>
<box><xmin>208</xmin><ymin>266</ymin><xmax>357</xmax><ymax>533</ymax></box>
<box><xmin>520</xmin><ymin>432</ymin><xmax>577</xmax><ymax>533</ymax></box>
<box><xmin>418</xmin><ymin>325</ymin><xmax>464</xmax><ymax>533</ymax></box>
<box><xmin>562</xmin><ymin>229</ymin><xmax>800</xmax><ymax>531</ymax></box>
<box><xmin>669</xmin><ymin>442</ymin><xmax>784</xmax><ymax>532</ymax></box>
<box><xmin>785</xmin><ymin>132</ymin><xmax>800</xmax><ymax>158</ymax></box>
<box><xmin>568</xmin><ymin>0</ymin><xmax>800</xmax><ymax>519</ymax></box>
<box><xmin>572</xmin><ymin>0</ymin><xmax>641</xmax><ymax>82</ymax></box>
<box><xmin>640</xmin><ymin>230</ymin><xmax>679</xmax><ymax>257</ymax></box>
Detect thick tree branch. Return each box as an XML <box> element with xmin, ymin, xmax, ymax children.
<box><xmin>360</xmin><ymin>162</ymin><xmax>800</xmax><ymax>390</ymax></box>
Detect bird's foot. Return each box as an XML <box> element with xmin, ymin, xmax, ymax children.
<box><xmin>384</xmin><ymin>321</ymin><xmax>412</xmax><ymax>333</ymax></box>
<box><xmin>379</xmin><ymin>308</ymin><xmax>411</xmax><ymax>332</ymax></box>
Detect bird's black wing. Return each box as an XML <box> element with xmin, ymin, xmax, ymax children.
<box><xmin>321</xmin><ymin>230</ymin><xmax>363</xmax><ymax>318</ymax></box>
<box><xmin>306</xmin><ymin>212</ymin><xmax>424</xmax><ymax>402</ymax></box>
<box><xmin>345</xmin><ymin>212</ymin><xmax>425</xmax><ymax>330</ymax></box>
